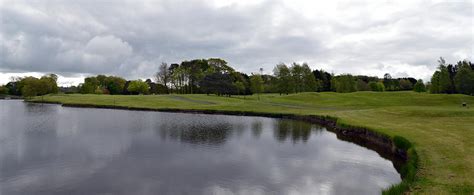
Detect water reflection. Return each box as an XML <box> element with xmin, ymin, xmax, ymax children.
<box><xmin>251</xmin><ymin>120</ymin><xmax>263</xmax><ymax>138</ymax></box>
<box><xmin>274</xmin><ymin>119</ymin><xmax>316</xmax><ymax>143</ymax></box>
<box><xmin>0</xmin><ymin>100</ymin><xmax>401</xmax><ymax>195</ymax></box>
<box><xmin>158</xmin><ymin>122</ymin><xmax>233</xmax><ymax>145</ymax></box>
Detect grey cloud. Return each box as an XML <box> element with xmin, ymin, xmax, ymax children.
<box><xmin>0</xmin><ymin>0</ymin><xmax>472</xmax><ymax>82</ymax></box>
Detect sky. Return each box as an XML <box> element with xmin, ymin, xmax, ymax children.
<box><xmin>0</xmin><ymin>0</ymin><xmax>472</xmax><ymax>86</ymax></box>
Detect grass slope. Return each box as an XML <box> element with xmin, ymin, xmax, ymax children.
<box><xmin>32</xmin><ymin>91</ymin><xmax>474</xmax><ymax>194</ymax></box>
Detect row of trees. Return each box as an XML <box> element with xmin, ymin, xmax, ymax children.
<box><xmin>272</xmin><ymin>63</ymin><xmax>318</xmax><ymax>94</ymax></box>
<box><xmin>1</xmin><ymin>74</ymin><xmax>59</xmax><ymax>97</ymax></box>
<box><xmin>430</xmin><ymin>58</ymin><xmax>474</xmax><ymax>95</ymax></box>
<box><xmin>1</xmin><ymin>57</ymin><xmax>471</xmax><ymax>97</ymax></box>
<box><xmin>329</xmin><ymin>74</ymin><xmax>422</xmax><ymax>93</ymax></box>
<box><xmin>153</xmin><ymin>60</ymin><xmax>423</xmax><ymax>96</ymax></box>
<box><xmin>78</xmin><ymin>75</ymin><xmax>158</xmax><ymax>95</ymax></box>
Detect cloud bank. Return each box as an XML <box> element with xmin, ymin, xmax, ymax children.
<box><xmin>1</xmin><ymin>0</ymin><xmax>472</xmax><ymax>85</ymax></box>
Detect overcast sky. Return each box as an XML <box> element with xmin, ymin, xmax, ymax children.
<box><xmin>0</xmin><ymin>0</ymin><xmax>472</xmax><ymax>86</ymax></box>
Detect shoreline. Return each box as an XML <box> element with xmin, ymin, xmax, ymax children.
<box><xmin>28</xmin><ymin>100</ymin><xmax>418</xmax><ymax>193</ymax></box>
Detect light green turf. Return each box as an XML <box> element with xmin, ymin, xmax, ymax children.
<box><xmin>32</xmin><ymin>92</ymin><xmax>474</xmax><ymax>194</ymax></box>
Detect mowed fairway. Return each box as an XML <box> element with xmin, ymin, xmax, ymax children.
<box><xmin>32</xmin><ymin>92</ymin><xmax>474</xmax><ymax>194</ymax></box>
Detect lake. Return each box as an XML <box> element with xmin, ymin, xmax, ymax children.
<box><xmin>0</xmin><ymin>100</ymin><xmax>400</xmax><ymax>194</ymax></box>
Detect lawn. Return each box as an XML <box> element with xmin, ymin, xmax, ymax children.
<box><xmin>31</xmin><ymin>91</ymin><xmax>474</xmax><ymax>194</ymax></box>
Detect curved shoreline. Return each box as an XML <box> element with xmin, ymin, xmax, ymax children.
<box><xmin>29</xmin><ymin>100</ymin><xmax>418</xmax><ymax>194</ymax></box>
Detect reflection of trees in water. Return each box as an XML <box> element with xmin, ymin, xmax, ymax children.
<box><xmin>274</xmin><ymin>119</ymin><xmax>314</xmax><ymax>143</ymax></box>
<box><xmin>158</xmin><ymin>122</ymin><xmax>233</xmax><ymax>145</ymax></box>
<box><xmin>234</xmin><ymin>123</ymin><xmax>246</xmax><ymax>137</ymax></box>
<box><xmin>156</xmin><ymin>117</ymin><xmax>320</xmax><ymax>144</ymax></box>
<box><xmin>251</xmin><ymin>120</ymin><xmax>263</xmax><ymax>138</ymax></box>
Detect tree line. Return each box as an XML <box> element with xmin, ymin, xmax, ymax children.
<box><xmin>1</xmin><ymin>74</ymin><xmax>59</xmax><ymax>97</ymax></box>
<box><xmin>429</xmin><ymin>57</ymin><xmax>474</xmax><ymax>95</ymax></box>
<box><xmin>1</xmin><ymin>57</ymin><xmax>472</xmax><ymax>98</ymax></box>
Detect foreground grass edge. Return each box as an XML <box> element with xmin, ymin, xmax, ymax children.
<box><xmin>27</xmin><ymin>98</ymin><xmax>418</xmax><ymax>194</ymax></box>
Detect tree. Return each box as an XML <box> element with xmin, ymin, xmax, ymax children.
<box><xmin>356</xmin><ymin>79</ymin><xmax>370</xmax><ymax>91</ymax></box>
<box><xmin>290</xmin><ymin>63</ymin><xmax>304</xmax><ymax>93</ymax></box>
<box><xmin>273</xmin><ymin>63</ymin><xmax>294</xmax><ymax>95</ymax></box>
<box><xmin>331</xmin><ymin>74</ymin><xmax>356</xmax><ymax>93</ymax></box>
<box><xmin>377</xmin><ymin>82</ymin><xmax>385</xmax><ymax>91</ymax></box>
<box><xmin>430</xmin><ymin>63</ymin><xmax>454</xmax><ymax>94</ymax></box>
<box><xmin>5</xmin><ymin>81</ymin><xmax>20</xmax><ymax>96</ymax></box>
<box><xmin>368</xmin><ymin>81</ymin><xmax>385</xmax><ymax>92</ymax></box>
<box><xmin>313</xmin><ymin>69</ymin><xmax>332</xmax><ymax>92</ymax></box>
<box><xmin>19</xmin><ymin>77</ymin><xmax>40</xmax><ymax>97</ymax></box>
<box><xmin>168</xmin><ymin>63</ymin><xmax>181</xmax><ymax>93</ymax></box>
<box><xmin>199</xmin><ymin>72</ymin><xmax>236</xmax><ymax>96</ymax></box>
<box><xmin>301</xmin><ymin>63</ymin><xmax>318</xmax><ymax>92</ymax></box>
<box><xmin>454</xmin><ymin>63</ymin><xmax>474</xmax><ymax>95</ymax></box>
<box><xmin>399</xmin><ymin>79</ymin><xmax>413</xmax><ymax>90</ymax></box>
<box><xmin>429</xmin><ymin>58</ymin><xmax>473</xmax><ymax>94</ymax></box>
<box><xmin>250</xmin><ymin>74</ymin><xmax>264</xmax><ymax>100</ymax></box>
<box><xmin>207</xmin><ymin>58</ymin><xmax>234</xmax><ymax>73</ymax></box>
<box><xmin>234</xmin><ymin>81</ymin><xmax>245</xmax><ymax>96</ymax></box>
<box><xmin>430</xmin><ymin>71</ymin><xmax>441</xmax><ymax>93</ymax></box>
<box><xmin>0</xmin><ymin>85</ymin><xmax>9</xmax><ymax>95</ymax></box>
<box><xmin>438</xmin><ymin>65</ymin><xmax>454</xmax><ymax>93</ymax></box>
<box><xmin>17</xmin><ymin>75</ymin><xmax>58</xmax><ymax>97</ymax></box>
<box><xmin>428</xmin><ymin>57</ymin><xmax>455</xmax><ymax>94</ymax></box>
<box><xmin>80</xmin><ymin>77</ymin><xmax>99</xmax><ymax>94</ymax></box>
<box><xmin>105</xmin><ymin>76</ymin><xmax>126</xmax><ymax>95</ymax></box>
<box><xmin>369</xmin><ymin>81</ymin><xmax>378</xmax><ymax>91</ymax></box>
<box><xmin>48</xmin><ymin>74</ymin><xmax>59</xmax><ymax>93</ymax></box>
<box><xmin>413</xmin><ymin>79</ymin><xmax>426</xmax><ymax>92</ymax></box>
<box><xmin>22</xmin><ymin>83</ymin><xmax>38</xmax><ymax>97</ymax></box>
<box><xmin>155</xmin><ymin>62</ymin><xmax>170</xmax><ymax>93</ymax></box>
<box><xmin>127</xmin><ymin>80</ymin><xmax>149</xmax><ymax>95</ymax></box>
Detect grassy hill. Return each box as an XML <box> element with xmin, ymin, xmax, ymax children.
<box><xmin>31</xmin><ymin>91</ymin><xmax>474</xmax><ymax>194</ymax></box>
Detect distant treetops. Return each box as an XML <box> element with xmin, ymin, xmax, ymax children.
<box><xmin>1</xmin><ymin>57</ymin><xmax>472</xmax><ymax>97</ymax></box>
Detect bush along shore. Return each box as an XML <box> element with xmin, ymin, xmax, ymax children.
<box><xmin>28</xmin><ymin>99</ymin><xmax>417</xmax><ymax>194</ymax></box>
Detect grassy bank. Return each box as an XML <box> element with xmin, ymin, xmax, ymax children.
<box><xmin>30</xmin><ymin>91</ymin><xmax>474</xmax><ymax>194</ymax></box>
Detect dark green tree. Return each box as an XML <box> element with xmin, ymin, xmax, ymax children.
<box><xmin>438</xmin><ymin>65</ymin><xmax>453</xmax><ymax>93</ymax></box>
<box><xmin>0</xmin><ymin>85</ymin><xmax>9</xmax><ymax>95</ymax></box>
<box><xmin>413</xmin><ymin>79</ymin><xmax>426</xmax><ymax>92</ymax></box>
<box><xmin>234</xmin><ymin>81</ymin><xmax>245</xmax><ymax>96</ymax></box>
<box><xmin>454</xmin><ymin>63</ymin><xmax>474</xmax><ymax>95</ymax></box>
<box><xmin>430</xmin><ymin>71</ymin><xmax>441</xmax><ymax>94</ymax></box>
<box><xmin>105</xmin><ymin>76</ymin><xmax>126</xmax><ymax>95</ymax></box>
<box><xmin>313</xmin><ymin>69</ymin><xmax>332</xmax><ymax>91</ymax></box>
<box><xmin>301</xmin><ymin>63</ymin><xmax>318</xmax><ymax>92</ymax></box>
<box><xmin>199</xmin><ymin>72</ymin><xmax>236</xmax><ymax>96</ymax></box>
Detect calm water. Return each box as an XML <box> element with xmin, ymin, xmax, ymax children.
<box><xmin>0</xmin><ymin>100</ymin><xmax>400</xmax><ymax>195</ymax></box>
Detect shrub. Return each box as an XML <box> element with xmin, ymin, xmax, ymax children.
<box><xmin>127</xmin><ymin>80</ymin><xmax>150</xmax><ymax>95</ymax></box>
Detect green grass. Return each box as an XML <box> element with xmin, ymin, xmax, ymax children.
<box><xmin>31</xmin><ymin>91</ymin><xmax>474</xmax><ymax>194</ymax></box>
